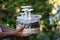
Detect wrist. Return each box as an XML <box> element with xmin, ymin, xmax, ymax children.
<box><xmin>0</xmin><ymin>32</ymin><xmax>16</xmax><ymax>38</ymax></box>
<box><xmin>7</xmin><ymin>31</ymin><xmax>16</xmax><ymax>36</ymax></box>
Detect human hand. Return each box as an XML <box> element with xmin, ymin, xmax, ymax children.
<box><xmin>15</xmin><ymin>24</ymin><xmax>31</xmax><ymax>37</ymax></box>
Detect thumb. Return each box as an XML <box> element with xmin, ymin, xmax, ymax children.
<box><xmin>16</xmin><ymin>24</ymin><xmax>25</xmax><ymax>32</ymax></box>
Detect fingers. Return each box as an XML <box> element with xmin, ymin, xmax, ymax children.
<box><xmin>16</xmin><ymin>32</ymin><xmax>31</xmax><ymax>37</ymax></box>
<box><xmin>16</xmin><ymin>24</ymin><xmax>31</xmax><ymax>37</ymax></box>
<box><xmin>16</xmin><ymin>28</ymin><xmax>31</xmax><ymax>37</ymax></box>
<box><xmin>20</xmin><ymin>33</ymin><xmax>31</xmax><ymax>37</ymax></box>
<box><xmin>16</xmin><ymin>24</ymin><xmax>25</xmax><ymax>32</ymax></box>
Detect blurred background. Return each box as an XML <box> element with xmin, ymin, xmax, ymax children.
<box><xmin>0</xmin><ymin>0</ymin><xmax>60</xmax><ymax>40</ymax></box>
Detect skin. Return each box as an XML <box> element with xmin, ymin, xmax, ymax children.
<box><xmin>0</xmin><ymin>24</ymin><xmax>30</xmax><ymax>38</ymax></box>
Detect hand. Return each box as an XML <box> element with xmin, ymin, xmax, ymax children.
<box><xmin>15</xmin><ymin>24</ymin><xmax>31</xmax><ymax>37</ymax></box>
